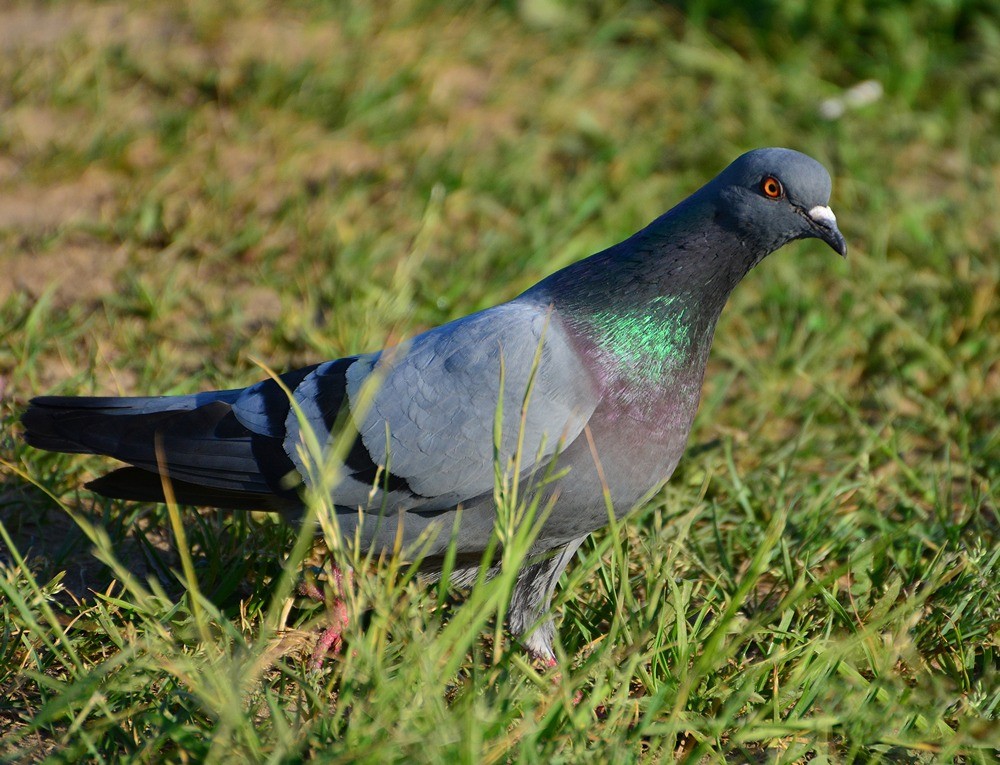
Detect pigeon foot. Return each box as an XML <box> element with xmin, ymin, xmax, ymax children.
<box><xmin>301</xmin><ymin>566</ymin><xmax>353</xmax><ymax>670</ymax></box>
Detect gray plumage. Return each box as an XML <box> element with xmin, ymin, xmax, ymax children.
<box><xmin>21</xmin><ymin>148</ymin><xmax>846</xmax><ymax>660</ymax></box>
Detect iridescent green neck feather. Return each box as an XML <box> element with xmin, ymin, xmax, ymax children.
<box><xmin>586</xmin><ymin>295</ymin><xmax>700</xmax><ymax>382</ymax></box>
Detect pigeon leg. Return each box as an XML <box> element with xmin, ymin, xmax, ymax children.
<box><xmin>508</xmin><ymin>535</ymin><xmax>587</xmax><ymax>664</ymax></box>
<box><xmin>310</xmin><ymin>600</ymin><xmax>349</xmax><ymax>669</ymax></box>
<box><xmin>301</xmin><ymin>565</ymin><xmax>353</xmax><ymax>670</ymax></box>
<box><xmin>509</xmin><ymin>537</ymin><xmax>591</xmax><ymax>705</ymax></box>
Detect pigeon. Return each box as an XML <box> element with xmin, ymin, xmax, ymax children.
<box><xmin>21</xmin><ymin>148</ymin><xmax>846</xmax><ymax>662</ymax></box>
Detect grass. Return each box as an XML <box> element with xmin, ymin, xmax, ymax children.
<box><xmin>0</xmin><ymin>0</ymin><xmax>998</xmax><ymax>760</ymax></box>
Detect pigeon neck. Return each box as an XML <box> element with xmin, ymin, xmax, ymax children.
<box><xmin>581</xmin><ymin>293</ymin><xmax>715</xmax><ymax>376</ymax></box>
<box><xmin>543</xmin><ymin>204</ymin><xmax>759</xmax><ymax>386</ymax></box>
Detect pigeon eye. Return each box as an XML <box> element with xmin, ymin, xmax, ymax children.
<box><xmin>761</xmin><ymin>176</ymin><xmax>784</xmax><ymax>199</ymax></box>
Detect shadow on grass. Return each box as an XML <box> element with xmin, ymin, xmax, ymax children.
<box><xmin>0</xmin><ymin>472</ymin><xmax>300</xmax><ymax>621</ymax></box>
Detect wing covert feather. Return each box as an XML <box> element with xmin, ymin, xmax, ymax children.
<box><xmin>343</xmin><ymin>301</ymin><xmax>598</xmax><ymax>509</ymax></box>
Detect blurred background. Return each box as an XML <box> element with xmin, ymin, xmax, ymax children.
<box><xmin>0</xmin><ymin>1</ymin><xmax>997</xmax><ymax>759</ymax></box>
<box><xmin>1</xmin><ymin>1</ymin><xmax>997</xmax><ymax>399</ymax></box>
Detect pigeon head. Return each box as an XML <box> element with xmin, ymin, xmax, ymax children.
<box><xmin>710</xmin><ymin>148</ymin><xmax>847</xmax><ymax>259</ymax></box>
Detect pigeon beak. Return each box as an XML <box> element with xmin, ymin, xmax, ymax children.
<box><xmin>807</xmin><ymin>205</ymin><xmax>847</xmax><ymax>257</ymax></box>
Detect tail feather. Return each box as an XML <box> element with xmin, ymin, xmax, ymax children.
<box><xmin>22</xmin><ymin>393</ymin><xmax>221</xmax><ymax>453</ymax></box>
<box><xmin>23</xmin><ymin>399</ymin><xmax>181</xmax><ymax>454</ymax></box>
<box><xmin>20</xmin><ymin>392</ymin><xmax>301</xmax><ymax>509</ymax></box>
<box><xmin>87</xmin><ymin>467</ymin><xmax>296</xmax><ymax>512</ymax></box>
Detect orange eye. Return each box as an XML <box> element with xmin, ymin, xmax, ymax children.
<box><xmin>761</xmin><ymin>176</ymin><xmax>784</xmax><ymax>199</ymax></box>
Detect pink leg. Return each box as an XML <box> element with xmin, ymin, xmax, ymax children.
<box><xmin>298</xmin><ymin>579</ymin><xmax>324</xmax><ymax>602</ymax></box>
<box><xmin>529</xmin><ymin>652</ymin><xmax>588</xmax><ymax>706</ymax></box>
<box><xmin>309</xmin><ymin>598</ymin><xmax>349</xmax><ymax>670</ymax></box>
<box><xmin>301</xmin><ymin>566</ymin><xmax>353</xmax><ymax>670</ymax></box>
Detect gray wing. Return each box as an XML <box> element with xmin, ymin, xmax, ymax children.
<box><xmin>250</xmin><ymin>300</ymin><xmax>600</xmax><ymax>515</ymax></box>
<box><xmin>23</xmin><ymin>300</ymin><xmax>598</xmax><ymax>523</ymax></box>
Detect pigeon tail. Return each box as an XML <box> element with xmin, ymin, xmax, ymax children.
<box><xmin>87</xmin><ymin>467</ymin><xmax>294</xmax><ymax>511</ymax></box>
<box><xmin>21</xmin><ymin>393</ymin><xmax>297</xmax><ymax>509</ymax></box>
